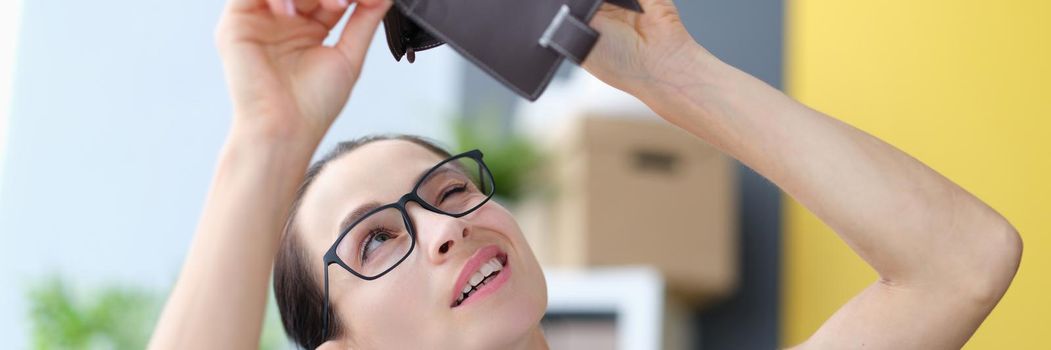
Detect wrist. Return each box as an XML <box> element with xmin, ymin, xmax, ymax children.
<box><xmin>628</xmin><ymin>44</ymin><xmax>733</xmax><ymax>131</ymax></box>
<box><xmin>633</xmin><ymin>43</ymin><xmax>723</xmax><ymax>103</ymax></box>
<box><xmin>224</xmin><ymin>118</ymin><xmax>321</xmax><ymax>170</ymax></box>
<box><xmin>230</xmin><ymin>113</ymin><xmax>325</xmax><ymax>148</ymax></box>
<box><xmin>626</xmin><ymin>43</ymin><xmax>752</xmax><ymax>143</ymax></box>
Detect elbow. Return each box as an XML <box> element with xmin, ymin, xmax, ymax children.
<box><xmin>965</xmin><ymin>221</ymin><xmax>1022</xmax><ymax>307</ymax></box>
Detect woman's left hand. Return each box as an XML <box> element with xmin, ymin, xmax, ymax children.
<box><xmin>583</xmin><ymin>0</ymin><xmax>708</xmax><ymax>97</ymax></box>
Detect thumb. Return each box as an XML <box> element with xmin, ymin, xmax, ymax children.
<box><xmin>333</xmin><ymin>0</ymin><xmax>392</xmax><ymax>75</ymax></box>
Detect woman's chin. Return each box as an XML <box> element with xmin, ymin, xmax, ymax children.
<box><xmin>453</xmin><ymin>283</ymin><xmax>547</xmax><ymax>349</ymax></box>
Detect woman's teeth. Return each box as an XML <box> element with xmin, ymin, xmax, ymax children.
<box><xmin>456</xmin><ymin>257</ymin><xmax>504</xmax><ymax>305</ymax></box>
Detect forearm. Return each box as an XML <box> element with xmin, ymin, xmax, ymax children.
<box><xmin>636</xmin><ymin>47</ymin><xmax>1021</xmax><ymax>291</ymax></box>
<box><xmin>149</xmin><ymin>125</ymin><xmax>318</xmax><ymax>349</ymax></box>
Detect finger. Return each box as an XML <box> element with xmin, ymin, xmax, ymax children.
<box><xmin>226</xmin><ymin>0</ymin><xmax>323</xmax><ymax>17</ymax></box>
<box><xmin>310</xmin><ymin>0</ymin><xmax>352</xmax><ymax>28</ymax></box>
<box><xmin>267</xmin><ymin>0</ymin><xmax>296</xmax><ymax>17</ymax></box>
<box><xmin>320</xmin><ymin>0</ymin><xmax>351</xmax><ymax>11</ymax></box>
<box><xmin>231</xmin><ymin>0</ymin><xmax>312</xmax><ymax>17</ymax></box>
<box><xmin>596</xmin><ymin>2</ymin><xmax>623</xmax><ymax>13</ymax></box>
<box><xmin>333</xmin><ymin>0</ymin><xmax>392</xmax><ymax>67</ymax></box>
<box><xmin>294</xmin><ymin>0</ymin><xmax>323</xmax><ymax>16</ymax></box>
<box><xmin>592</xmin><ymin>3</ymin><xmax>630</xmax><ymax>24</ymax></box>
<box><xmin>223</xmin><ymin>0</ymin><xmax>285</xmax><ymax>17</ymax></box>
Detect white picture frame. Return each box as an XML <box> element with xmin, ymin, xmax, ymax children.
<box><xmin>544</xmin><ymin>266</ymin><xmax>665</xmax><ymax>350</ymax></box>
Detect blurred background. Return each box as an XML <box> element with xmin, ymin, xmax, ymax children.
<box><xmin>0</xmin><ymin>0</ymin><xmax>1047</xmax><ymax>349</ymax></box>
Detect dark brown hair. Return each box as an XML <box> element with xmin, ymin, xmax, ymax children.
<box><xmin>273</xmin><ymin>134</ymin><xmax>452</xmax><ymax>349</ymax></box>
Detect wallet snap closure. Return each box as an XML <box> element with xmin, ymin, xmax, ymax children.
<box><xmin>538</xmin><ymin>5</ymin><xmax>599</xmax><ymax>65</ymax></box>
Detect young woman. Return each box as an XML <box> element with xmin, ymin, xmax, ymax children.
<box><xmin>148</xmin><ymin>0</ymin><xmax>1023</xmax><ymax>348</ymax></box>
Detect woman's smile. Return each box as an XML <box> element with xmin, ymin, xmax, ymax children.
<box><xmin>451</xmin><ymin>245</ymin><xmax>511</xmax><ymax>308</ymax></box>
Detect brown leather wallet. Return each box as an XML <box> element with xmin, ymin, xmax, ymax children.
<box><xmin>382</xmin><ymin>0</ymin><xmax>643</xmax><ymax>101</ymax></box>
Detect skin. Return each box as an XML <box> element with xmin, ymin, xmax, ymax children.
<box><xmin>149</xmin><ymin>0</ymin><xmax>1023</xmax><ymax>349</ymax></box>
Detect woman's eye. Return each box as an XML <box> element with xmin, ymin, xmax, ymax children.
<box><xmin>361</xmin><ymin>230</ymin><xmax>396</xmax><ymax>263</ymax></box>
<box><xmin>439</xmin><ymin>183</ymin><xmax>468</xmax><ymax>203</ymax></box>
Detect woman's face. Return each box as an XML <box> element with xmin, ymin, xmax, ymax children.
<box><xmin>296</xmin><ymin>140</ymin><xmax>548</xmax><ymax>349</ymax></box>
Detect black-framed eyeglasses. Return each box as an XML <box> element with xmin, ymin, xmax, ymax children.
<box><xmin>321</xmin><ymin>149</ymin><xmax>495</xmax><ymax>338</ymax></box>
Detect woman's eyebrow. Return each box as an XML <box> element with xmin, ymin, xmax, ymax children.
<box><xmin>417</xmin><ymin>166</ymin><xmax>465</xmax><ymax>183</ymax></box>
<box><xmin>418</xmin><ymin>159</ymin><xmax>470</xmax><ymax>182</ymax></box>
<box><xmin>338</xmin><ymin>201</ymin><xmax>383</xmax><ymax>235</ymax></box>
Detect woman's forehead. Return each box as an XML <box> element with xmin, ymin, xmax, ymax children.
<box><xmin>298</xmin><ymin>140</ymin><xmax>446</xmax><ymax>242</ymax></box>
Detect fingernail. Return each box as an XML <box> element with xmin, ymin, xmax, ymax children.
<box><xmin>337</xmin><ymin>0</ymin><xmax>349</xmax><ymax>7</ymax></box>
<box><xmin>285</xmin><ymin>0</ymin><xmax>296</xmax><ymax>16</ymax></box>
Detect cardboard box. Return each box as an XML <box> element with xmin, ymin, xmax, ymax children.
<box><xmin>525</xmin><ymin>116</ymin><xmax>738</xmax><ymax>303</ymax></box>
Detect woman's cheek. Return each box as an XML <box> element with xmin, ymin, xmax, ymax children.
<box><xmin>344</xmin><ymin>265</ymin><xmax>436</xmax><ymax>344</ymax></box>
<box><xmin>473</xmin><ymin>202</ymin><xmax>524</xmax><ymax>239</ymax></box>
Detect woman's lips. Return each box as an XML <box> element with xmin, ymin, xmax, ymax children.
<box><xmin>451</xmin><ymin>245</ymin><xmax>510</xmax><ymax>308</ymax></box>
<box><xmin>454</xmin><ymin>259</ymin><xmax>510</xmax><ymax>308</ymax></box>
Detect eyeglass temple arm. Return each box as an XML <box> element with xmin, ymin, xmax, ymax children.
<box><xmin>322</xmin><ymin>264</ymin><xmax>330</xmax><ymax>342</ymax></box>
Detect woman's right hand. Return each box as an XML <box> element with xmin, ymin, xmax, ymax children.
<box><xmin>151</xmin><ymin>2</ymin><xmax>391</xmax><ymax>349</ymax></box>
<box><xmin>216</xmin><ymin>0</ymin><xmax>391</xmax><ymax>143</ymax></box>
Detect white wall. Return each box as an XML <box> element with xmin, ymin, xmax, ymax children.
<box><xmin>0</xmin><ymin>0</ymin><xmax>462</xmax><ymax>347</ymax></box>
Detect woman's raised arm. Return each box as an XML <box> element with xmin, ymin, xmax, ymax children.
<box><xmin>585</xmin><ymin>1</ymin><xmax>1022</xmax><ymax>348</ymax></box>
<box><xmin>148</xmin><ymin>0</ymin><xmax>390</xmax><ymax>348</ymax></box>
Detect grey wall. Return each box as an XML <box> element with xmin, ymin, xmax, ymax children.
<box><xmin>677</xmin><ymin>1</ymin><xmax>784</xmax><ymax>349</ymax></box>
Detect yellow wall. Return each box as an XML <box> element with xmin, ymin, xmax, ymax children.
<box><xmin>782</xmin><ymin>0</ymin><xmax>1050</xmax><ymax>348</ymax></box>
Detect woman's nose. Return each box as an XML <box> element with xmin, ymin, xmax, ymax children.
<box><xmin>410</xmin><ymin>206</ymin><xmax>470</xmax><ymax>264</ymax></box>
